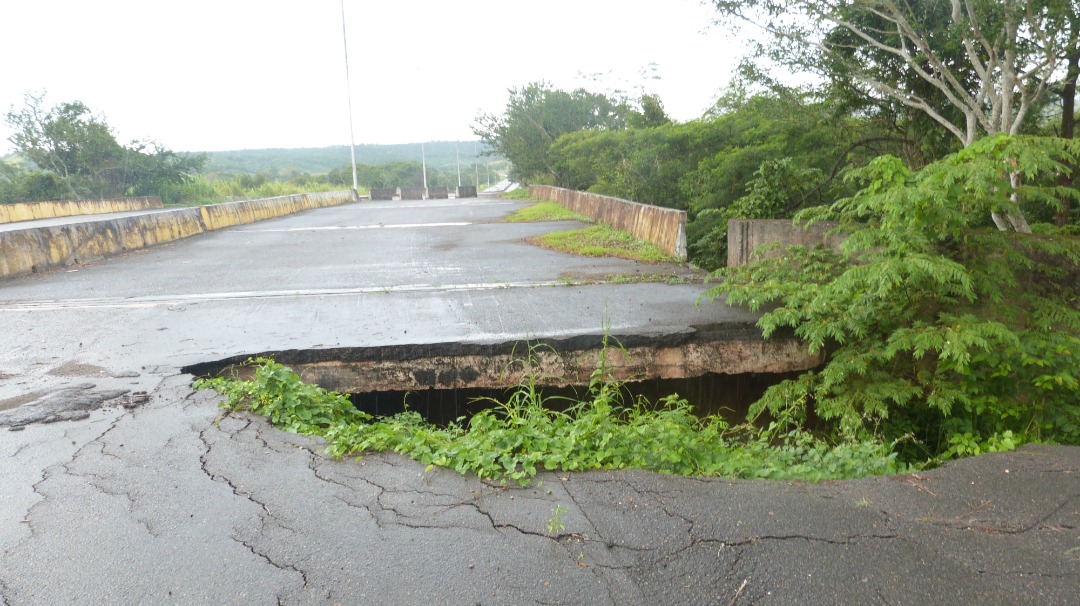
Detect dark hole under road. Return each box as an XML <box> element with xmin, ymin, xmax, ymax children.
<box><xmin>349</xmin><ymin>371</ymin><xmax>802</xmax><ymax>426</ymax></box>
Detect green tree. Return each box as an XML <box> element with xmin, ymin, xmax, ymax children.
<box><xmin>122</xmin><ymin>139</ymin><xmax>207</xmax><ymax>200</ymax></box>
<box><xmin>4</xmin><ymin>92</ymin><xmax>204</xmax><ymax>202</ymax></box>
<box><xmin>473</xmin><ymin>82</ymin><xmax>627</xmax><ymax>183</ymax></box>
<box><xmin>548</xmin><ymin>88</ymin><xmax>902</xmax><ymax>268</ymax></box>
<box><xmin>627</xmin><ymin>94</ymin><xmax>671</xmax><ymax>129</ymax></box>
<box><xmin>688</xmin><ymin>157</ymin><xmax>824</xmax><ymax>270</ymax></box>
<box><xmin>6</xmin><ymin>93</ymin><xmax>124</xmax><ymax>198</ymax></box>
<box><xmin>712</xmin><ymin>0</ymin><xmax>1080</xmax><ymax>232</ymax></box>
<box><xmin>705</xmin><ymin>135</ymin><xmax>1080</xmax><ymax>458</ymax></box>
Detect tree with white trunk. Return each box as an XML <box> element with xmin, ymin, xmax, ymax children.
<box><xmin>712</xmin><ymin>0</ymin><xmax>1080</xmax><ymax>231</ymax></box>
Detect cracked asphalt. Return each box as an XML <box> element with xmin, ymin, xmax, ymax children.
<box><xmin>2</xmin><ymin>198</ymin><xmax>1079</xmax><ymax>604</ymax></box>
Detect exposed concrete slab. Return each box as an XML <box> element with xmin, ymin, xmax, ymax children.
<box><xmin>187</xmin><ymin>327</ymin><xmax>821</xmax><ymax>395</ymax></box>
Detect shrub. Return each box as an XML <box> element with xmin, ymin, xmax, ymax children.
<box><xmin>704</xmin><ymin>135</ymin><xmax>1080</xmax><ymax>461</ymax></box>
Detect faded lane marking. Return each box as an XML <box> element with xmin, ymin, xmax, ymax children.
<box><xmin>360</xmin><ymin>201</ymin><xmax>517</xmax><ymax>210</ymax></box>
<box><xmin>0</xmin><ymin>281</ymin><xmax>571</xmax><ymax>311</ymax></box>
<box><xmin>241</xmin><ymin>222</ymin><xmax>470</xmax><ymax>233</ymax></box>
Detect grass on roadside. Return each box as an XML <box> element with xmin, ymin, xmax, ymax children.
<box><xmin>534</xmin><ymin>224</ymin><xmax>678</xmax><ymax>264</ymax></box>
<box><xmin>500</xmin><ymin>188</ymin><xmax>535</xmax><ymax>200</ymax></box>
<box><xmin>504</xmin><ymin>201</ymin><xmax>591</xmax><ymax>223</ymax></box>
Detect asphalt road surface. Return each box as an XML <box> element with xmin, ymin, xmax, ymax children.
<box><xmin>1</xmin><ymin>198</ymin><xmax>1077</xmax><ymax>604</ymax></box>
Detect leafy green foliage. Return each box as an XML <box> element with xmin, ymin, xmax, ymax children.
<box><xmin>473</xmin><ymin>82</ymin><xmax>628</xmax><ymax>183</ymax></box>
<box><xmin>710</xmin><ymin>0</ymin><xmax>1068</xmax><ymax>148</ymax></box>
<box><xmin>704</xmin><ymin>135</ymin><xmax>1080</xmax><ymax>460</ymax></box>
<box><xmin>689</xmin><ymin>157</ymin><xmax>824</xmax><ymax>270</ymax></box>
<box><xmin>195</xmin><ymin>348</ymin><xmax>905</xmax><ymax>486</ymax></box>
<box><xmin>195</xmin><ymin>358</ymin><xmax>369</xmax><ymax>435</ymax></box>
<box><xmin>547</xmin><ymin>505</ymin><xmax>568</xmax><ymax>536</ymax></box>
<box><xmin>4</xmin><ymin>92</ymin><xmax>204</xmax><ymax>201</ymax></box>
<box><xmin>547</xmin><ymin>89</ymin><xmax>904</xmax><ymax>269</ymax></box>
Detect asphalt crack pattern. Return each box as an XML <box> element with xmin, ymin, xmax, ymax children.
<box><xmin>200</xmin><ymin>413</ymin><xmax>625</xmax><ymax>603</ymax></box>
<box><xmin>199</xmin><ymin>421</ymin><xmax>307</xmax><ymax>544</ymax></box>
<box><xmin>234</xmin><ymin>534</ymin><xmax>309</xmax><ymax>589</ymax></box>
<box><xmin>57</xmin><ymin>412</ymin><xmax>169</xmax><ymax>538</ymax></box>
<box><xmin>5</xmin><ymin>384</ymin><xmax>1078</xmax><ymax>604</ymax></box>
<box><xmin>17</xmin><ymin>408</ymin><xmax>130</xmax><ymax>541</ymax></box>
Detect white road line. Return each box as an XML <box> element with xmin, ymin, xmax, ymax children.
<box><xmin>241</xmin><ymin>222</ymin><xmax>471</xmax><ymax>232</ymax></box>
<box><xmin>0</xmin><ymin>281</ymin><xmax>573</xmax><ymax>311</ymax></box>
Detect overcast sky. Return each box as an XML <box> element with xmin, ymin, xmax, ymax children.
<box><xmin>0</xmin><ymin>0</ymin><xmax>745</xmax><ymax>154</ymax></box>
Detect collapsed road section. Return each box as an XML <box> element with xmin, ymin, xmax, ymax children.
<box><xmin>183</xmin><ymin>325</ymin><xmax>822</xmax><ymax>423</ymax></box>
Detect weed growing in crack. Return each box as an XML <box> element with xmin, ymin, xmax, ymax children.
<box><xmin>547</xmin><ymin>505</ymin><xmax>568</xmax><ymax>536</ymax></box>
<box><xmin>195</xmin><ymin>339</ymin><xmax>906</xmax><ymax>486</ymax></box>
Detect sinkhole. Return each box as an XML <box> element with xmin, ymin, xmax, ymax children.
<box><xmin>348</xmin><ymin>372</ymin><xmax>800</xmax><ymax>426</ymax></box>
<box><xmin>183</xmin><ymin>329</ymin><xmax>822</xmax><ymax>426</ymax></box>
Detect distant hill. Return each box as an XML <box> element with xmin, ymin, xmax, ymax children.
<box><xmin>202</xmin><ymin>141</ymin><xmax>501</xmax><ymax>177</ymax></box>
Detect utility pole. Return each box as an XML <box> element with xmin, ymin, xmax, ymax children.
<box><xmin>421</xmin><ymin>141</ymin><xmax>428</xmax><ymax>197</ymax></box>
<box><xmin>340</xmin><ymin>0</ymin><xmax>358</xmax><ymax>196</ymax></box>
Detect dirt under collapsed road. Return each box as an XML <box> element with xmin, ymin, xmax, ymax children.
<box><xmin>1</xmin><ymin>198</ymin><xmax>1078</xmax><ymax>603</ymax></box>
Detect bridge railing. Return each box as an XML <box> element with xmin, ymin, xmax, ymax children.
<box><xmin>0</xmin><ymin>191</ymin><xmax>357</xmax><ymax>281</ymax></box>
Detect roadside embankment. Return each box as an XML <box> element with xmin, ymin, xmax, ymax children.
<box><xmin>0</xmin><ymin>196</ymin><xmax>163</xmax><ymax>224</ymax></box>
<box><xmin>528</xmin><ymin>186</ymin><xmax>687</xmax><ymax>260</ymax></box>
<box><xmin>0</xmin><ymin>190</ymin><xmax>357</xmax><ymax>280</ymax></box>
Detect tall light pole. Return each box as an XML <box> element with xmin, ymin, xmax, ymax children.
<box><xmin>456</xmin><ymin>142</ymin><xmax>462</xmax><ymax>187</ymax></box>
<box><xmin>340</xmin><ymin>0</ymin><xmax>358</xmax><ymax>196</ymax></box>
<box><xmin>474</xmin><ymin>142</ymin><xmax>480</xmax><ymax>189</ymax></box>
<box><xmin>421</xmin><ymin>141</ymin><xmax>428</xmax><ymax>196</ymax></box>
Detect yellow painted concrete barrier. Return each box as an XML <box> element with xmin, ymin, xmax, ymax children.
<box><xmin>528</xmin><ymin>185</ymin><xmax>687</xmax><ymax>260</ymax></box>
<box><xmin>0</xmin><ymin>190</ymin><xmax>357</xmax><ymax>280</ymax></box>
<box><xmin>0</xmin><ymin>197</ymin><xmax>163</xmax><ymax>224</ymax></box>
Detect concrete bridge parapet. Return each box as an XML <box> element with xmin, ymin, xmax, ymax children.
<box><xmin>0</xmin><ymin>196</ymin><xmax>163</xmax><ymax>224</ymax></box>
<box><xmin>529</xmin><ymin>186</ymin><xmax>687</xmax><ymax>260</ymax></box>
<box><xmin>0</xmin><ymin>190</ymin><xmax>357</xmax><ymax>281</ymax></box>
<box><xmin>726</xmin><ymin>219</ymin><xmax>844</xmax><ymax>267</ymax></box>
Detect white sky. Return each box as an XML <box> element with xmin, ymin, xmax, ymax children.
<box><xmin>0</xmin><ymin>0</ymin><xmax>744</xmax><ymax>154</ymax></box>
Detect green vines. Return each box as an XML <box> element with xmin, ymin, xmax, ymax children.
<box><xmin>195</xmin><ymin>345</ymin><xmax>904</xmax><ymax>486</ymax></box>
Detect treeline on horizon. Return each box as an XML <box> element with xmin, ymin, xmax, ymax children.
<box><xmin>201</xmin><ymin>141</ymin><xmax>500</xmax><ymax>178</ymax></box>
<box><xmin>0</xmin><ymin>94</ymin><xmax>508</xmax><ymax>205</ymax></box>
